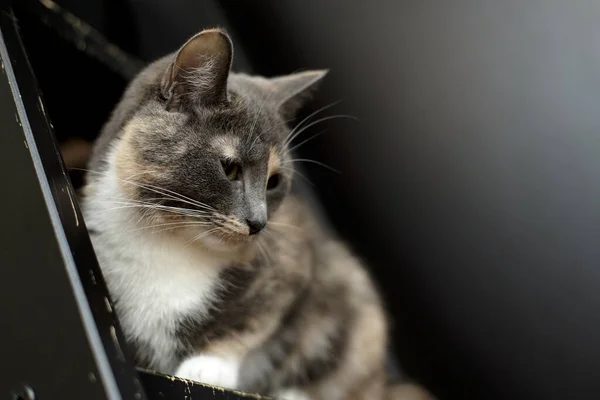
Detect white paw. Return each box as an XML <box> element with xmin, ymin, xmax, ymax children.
<box><xmin>274</xmin><ymin>388</ymin><xmax>313</xmax><ymax>400</ymax></box>
<box><xmin>175</xmin><ymin>354</ymin><xmax>240</xmax><ymax>389</ymax></box>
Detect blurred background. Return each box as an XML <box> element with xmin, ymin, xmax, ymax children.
<box><xmin>13</xmin><ymin>1</ymin><xmax>600</xmax><ymax>399</ymax></box>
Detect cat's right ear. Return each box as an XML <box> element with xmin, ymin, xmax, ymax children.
<box><xmin>269</xmin><ymin>70</ymin><xmax>328</xmax><ymax>120</ymax></box>
<box><xmin>161</xmin><ymin>29</ymin><xmax>233</xmax><ymax>109</ymax></box>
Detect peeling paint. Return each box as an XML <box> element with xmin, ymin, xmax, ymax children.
<box><xmin>64</xmin><ymin>184</ymin><xmax>80</xmax><ymax>226</ymax></box>
<box><xmin>38</xmin><ymin>96</ymin><xmax>46</xmax><ymax>115</ymax></box>
<box><xmin>40</xmin><ymin>0</ymin><xmax>59</xmax><ymax>11</ymax></box>
<box><xmin>109</xmin><ymin>325</ymin><xmax>125</xmax><ymax>361</ymax></box>
<box><xmin>104</xmin><ymin>296</ymin><xmax>113</xmax><ymax>313</ymax></box>
<box><xmin>137</xmin><ymin>369</ymin><xmax>272</xmax><ymax>399</ymax></box>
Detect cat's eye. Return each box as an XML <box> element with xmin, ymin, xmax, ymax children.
<box><xmin>222</xmin><ymin>160</ymin><xmax>241</xmax><ymax>181</ymax></box>
<box><xmin>267</xmin><ymin>173</ymin><xmax>281</xmax><ymax>190</ymax></box>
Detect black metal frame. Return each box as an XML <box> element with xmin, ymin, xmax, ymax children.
<box><xmin>0</xmin><ymin>5</ymin><xmax>262</xmax><ymax>399</ymax></box>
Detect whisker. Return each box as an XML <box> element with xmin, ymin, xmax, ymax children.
<box><xmin>256</xmin><ymin>240</ymin><xmax>272</xmax><ymax>268</ymax></box>
<box><xmin>282</xmin><ymin>158</ymin><xmax>340</xmax><ymax>174</ymax></box>
<box><xmin>284</xmin><ymin>114</ymin><xmax>358</xmax><ymax>149</ymax></box>
<box><xmin>267</xmin><ymin>221</ymin><xmax>300</xmax><ymax>230</ymax></box>
<box><xmin>92</xmin><ymin>201</ymin><xmax>210</xmax><ymax>219</ymax></box>
<box><xmin>279</xmin><ymin>166</ymin><xmax>315</xmax><ymax>187</ymax></box>
<box><xmin>187</xmin><ymin>228</ymin><xmax>221</xmax><ymax>245</ymax></box>
<box><xmin>124</xmin><ymin>180</ymin><xmax>215</xmax><ymax>212</ymax></box>
<box><xmin>260</xmin><ymin>228</ymin><xmax>276</xmax><ymax>241</ymax></box>
<box><xmin>283</xmin><ymin>100</ymin><xmax>343</xmax><ymax>148</ymax></box>
<box><xmin>125</xmin><ymin>221</ymin><xmax>212</xmax><ymax>234</ymax></box>
<box><xmin>216</xmin><ymin>231</ymin><xmax>226</xmax><ymax>247</ymax></box>
<box><xmin>288</xmin><ymin>129</ymin><xmax>328</xmax><ymax>153</ymax></box>
<box><xmin>77</xmin><ymin>168</ymin><xmax>216</xmax><ymax>212</ymax></box>
<box><xmin>102</xmin><ymin>197</ymin><xmax>212</xmax><ymax>215</ymax></box>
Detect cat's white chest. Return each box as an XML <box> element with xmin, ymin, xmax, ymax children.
<box><xmin>92</xmin><ymin>227</ymin><xmax>225</xmax><ymax>372</ymax></box>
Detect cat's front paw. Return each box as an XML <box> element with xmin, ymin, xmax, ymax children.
<box><xmin>274</xmin><ymin>388</ymin><xmax>313</xmax><ymax>400</ymax></box>
<box><xmin>175</xmin><ymin>354</ymin><xmax>240</xmax><ymax>389</ymax></box>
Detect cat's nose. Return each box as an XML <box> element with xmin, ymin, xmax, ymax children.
<box><xmin>246</xmin><ymin>218</ymin><xmax>266</xmax><ymax>235</ymax></box>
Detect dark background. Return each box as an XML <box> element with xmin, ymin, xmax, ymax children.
<box><xmin>15</xmin><ymin>1</ymin><xmax>600</xmax><ymax>399</ymax></box>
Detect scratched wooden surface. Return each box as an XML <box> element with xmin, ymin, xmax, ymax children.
<box><xmin>138</xmin><ymin>369</ymin><xmax>272</xmax><ymax>400</ymax></box>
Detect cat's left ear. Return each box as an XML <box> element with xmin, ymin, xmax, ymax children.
<box><xmin>270</xmin><ymin>70</ymin><xmax>328</xmax><ymax>119</ymax></box>
<box><xmin>161</xmin><ymin>28</ymin><xmax>233</xmax><ymax>108</ymax></box>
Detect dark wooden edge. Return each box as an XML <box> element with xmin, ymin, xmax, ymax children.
<box><xmin>0</xmin><ymin>5</ymin><xmax>145</xmax><ymax>399</ymax></box>
<box><xmin>137</xmin><ymin>369</ymin><xmax>272</xmax><ymax>400</ymax></box>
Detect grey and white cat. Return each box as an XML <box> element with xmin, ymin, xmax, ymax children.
<box><xmin>82</xmin><ymin>29</ymin><xmax>430</xmax><ymax>400</ymax></box>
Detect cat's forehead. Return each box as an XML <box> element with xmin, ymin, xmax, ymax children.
<box><xmin>198</xmin><ymin>94</ymin><xmax>286</xmax><ymax>148</ymax></box>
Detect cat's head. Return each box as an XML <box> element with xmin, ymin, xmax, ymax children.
<box><xmin>105</xmin><ymin>29</ymin><xmax>326</xmax><ymax>251</ymax></box>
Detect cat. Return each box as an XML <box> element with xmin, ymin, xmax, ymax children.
<box><xmin>81</xmin><ymin>28</ymin><xmax>430</xmax><ymax>400</ymax></box>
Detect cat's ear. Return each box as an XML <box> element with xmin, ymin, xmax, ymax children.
<box><xmin>161</xmin><ymin>28</ymin><xmax>233</xmax><ymax>108</ymax></box>
<box><xmin>270</xmin><ymin>70</ymin><xmax>328</xmax><ymax>119</ymax></box>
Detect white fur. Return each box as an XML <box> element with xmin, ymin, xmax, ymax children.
<box><xmin>212</xmin><ymin>135</ymin><xmax>240</xmax><ymax>160</ymax></box>
<box><xmin>175</xmin><ymin>354</ymin><xmax>240</xmax><ymax>389</ymax></box>
<box><xmin>83</xmin><ymin>148</ymin><xmax>227</xmax><ymax>373</ymax></box>
<box><xmin>274</xmin><ymin>388</ymin><xmax>313</xmax><ymax>400</ymax></box>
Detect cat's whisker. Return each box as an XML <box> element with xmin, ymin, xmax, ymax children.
<box><xmin>74</xmin><ymin>167</ymin><xmax>160</xmax><ymax>181</ymax></box>
<box><xmin>126</xmin><ymin>221</ymin><xmax>213</xmax><ymax>234</ymax></box>
<box><xmin>260</xmin><ymin>229</ymin><xmax>277</xmax><ymax>246</ymax></box>
<box><xmin>283</xmin><ymin>158</ymin><xmax>340</xmax><ymax>174</ymax></box>
<box><xmin>145</xmin><ymin>224</ymin><xmax>213</xmax><ymax>235</ymax></box>
<box><xmin>283</xmin><ymin>100</ymin><xmax>343</xmax><ymax>148</ymax></box>
<box><xmin>256</xmin><ymin>240</ymin><xmax>272</xmax><ymax>268</ymax></box>
<box><xmin>261</xmin><ymin>116</ymin><xmax>301</xmax><ymax>138</ymax></box>
<box><xmin>121</xmin><ymin>169</ymin><xmax>162</xmax><ymax>182</ymax></box>
<box><xmin>288</xmin><ymin>129</ymin><xmax>328</xmax><ymax>153</ymax></box>
<box><xmin>78</xmin><ymin>168</ymin><xmax>216</xmax><ymax>212</ymax></box>
<box><xmin>96</xmin><ymin>201</ymin><xmax>211</xmax><ymax>220</ymax></box>
<box><xmin>279</xmin><ymin>166</ymin><xmax>315</xmax><ymax>187</ymax></box>
<box><xmin>89</xmin><ymin>203</ymin><xmax>163</xmax><ymax>218</ymax></box>
<box><xmin>123</xmin><ymin>180</ymin><xmax>216</xmax><ymax>212</ymax></box>
<box><xmin>186</xmin><ymin>228</ymin><xmax>221</xmax><ymax>245</ymax></box>
<box><xmin>141</xmin><ymin>197</ymin><xmax>215</xmax><ymax>212</ymax></box>
<box><xmin>211</xmin><ymin>213</ymin><xmax>248</xmax><ymax>229</ymax></box>
<box><xmin>284</xmin><ymin>114</ymin><xmax>358</xmax><ymax>149</ymax></box>
<box><xmin>216</xmin><ymin>232</ymin><xmax>226</xmax><ymax>246</ymax></box>
<box><xmin>267</xmin><ymin>221</ymin><xmax>301</xmax><ymax>230</ymax></box>
<box><xmin>99</xmin><ymin>199</ymin><xmax>207</xmax><ymax>215</ymax></box>
<box><xmin>103</xmin><ymin>197</ymin><xmax>213</xmax><ymax>216</ymax></box>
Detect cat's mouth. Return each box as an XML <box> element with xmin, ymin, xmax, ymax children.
<box><xmin>217</xmin><ymin>229</ymin><xmax>252</xmax><ymax>244</ymax></box>
<box><xmin>191</xmin><ymin>226</ymin><xmax>253</xmax><ymax>253</ymax></box>
<box><xmin>175</xmin><ymin>217</ymin><xmax>254</xmax><ymax>249</ymax></box>
<box><xmin>138</xmin><ymin>201</ymin><xmax>256</xmax><ymax>247</ymax></box>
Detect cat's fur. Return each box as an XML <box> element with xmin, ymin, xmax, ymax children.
<box><xmin>82</xmin><ymin>29</ymin><xmax>429</xmax><ymax>400</ymax></box>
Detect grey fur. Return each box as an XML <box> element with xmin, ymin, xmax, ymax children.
<box><xmin>82</xmin><ymin>29</ymin><xmax>428</xmax><ymax>400</ymax></box>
